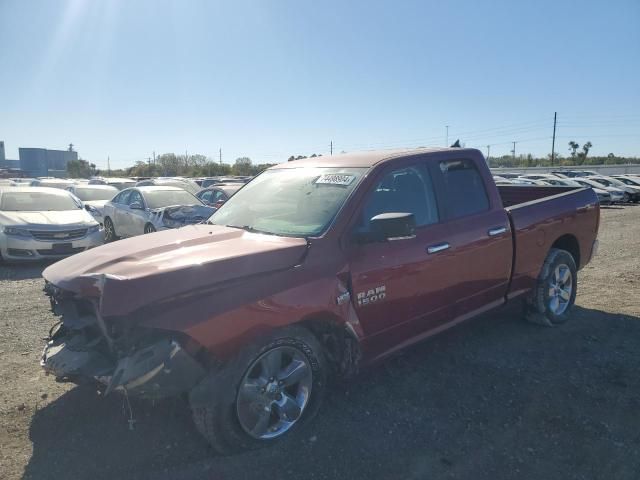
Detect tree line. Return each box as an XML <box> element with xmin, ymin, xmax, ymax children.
<box><xmin>488</xmin><ymin>141</ymin><xmax>638</xmax><ymax>168</ymax></box>
<box><xmin>69</xmin><ymin>153</ymin><xmax>278</xmax><ymax>178</ymax></box>
<box><xmin>69</xmin><ymin>143</ymin><xmax>639</xmax><ymax>178</ymax></box>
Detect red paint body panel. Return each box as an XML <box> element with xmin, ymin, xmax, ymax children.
<box><xmin>42</xmin><ymin>148</ymin><xmax>600</xmax><ymax>367</ymax></box>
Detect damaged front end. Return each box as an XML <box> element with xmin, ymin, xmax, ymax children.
<box><xmin>41</xmin><ymin>282</ymin><xmax>206</xmax><ymax>399</ymax></box>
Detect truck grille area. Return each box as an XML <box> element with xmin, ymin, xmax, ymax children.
<box><xmin>30</xmin><ymin>228</ymin><xmax>88</xmax><ymax>241</ymax></box>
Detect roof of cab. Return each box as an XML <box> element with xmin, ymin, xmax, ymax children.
<box><xmin>271</xmin><ymin>147</ymin><xmax>479</xmax><ymax>169</ymax></box>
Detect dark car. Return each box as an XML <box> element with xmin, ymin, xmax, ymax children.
<box><xmin>196</xmin><ymin>184</ymin><xmax>243</xmax><ymax>208</ymax></box>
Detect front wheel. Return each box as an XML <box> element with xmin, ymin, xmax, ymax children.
<box><xmin>103</xmin><ymin>217</ymin><xmax>118</xmax><ymax>242</ymax></box>
<box><xmin>144</xmin><ymin>223</ymin><xmax>156</xmax><ymax>234</ymax></box>
<box><xmin>189</xmin><ymin>326</ymin><xmax>327</xmax><ymax>455</ymax></box>
<box><xmin>526</xmin><ymin>248</ymin><xmax>577</xmax><ymax>326</ymax></box>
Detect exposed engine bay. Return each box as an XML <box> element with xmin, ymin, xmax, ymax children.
<box><xmin>40</xmin><ymin>282</ymin><xmax>206</xmax><ymax>399</ymax></box>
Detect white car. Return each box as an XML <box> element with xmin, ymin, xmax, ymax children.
<box><xmin>573</xmin><ymin>178</ymin><xmax>626</xmax><ymax>203</ymax></box>
<box><xmin>66</xmin><ymin>184</ymin><xmax>119</xmax><ymax>225</ymax></box>
<box><xmin>88</xmin><ymin>177</ymin><xmax>137</xmax><ymax>191</ymax></box>
<box><xmin>102</xmin><ymin>186</ymin><xmax>215</xmax><ymax>241</ymax></box>
<box><xmin>587</xmin><ymin>175</ymin><xmax>640</xmax><ymax>203</ymax></box>
<box><xmin>0</xmin><ymin>187</ymin><xmax>104</xmax><ymax>262</ymax></box>
<box><xmin>135</xmin><ymin>177</ymin><xmax>201</xmax><ymax>195</ymax></box>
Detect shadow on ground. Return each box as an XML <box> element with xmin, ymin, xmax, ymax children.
<box><xmin>0</xmin><ymin>262</ymin><xmax>51</xmax><ymax>281</ymax></box>
<box><xmin>24</xmin><ymin>305</ymin><xmax>640</xmax><ymax>480</ymax></box>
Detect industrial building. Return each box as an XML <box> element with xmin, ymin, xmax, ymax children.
<box><xmin>18</xmin><ymin>147</ymin><xmax>78</xmax><ymax>177</ymax></box>
<box><xmin>0</xmin><ymin>141</ymin><xmax>20</xmax><ymax>170</ymax></box>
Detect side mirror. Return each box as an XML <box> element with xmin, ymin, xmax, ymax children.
<box><xmin>370</xmin><ymin>212</ymin><xmax>416</xmax><ymax>240</ymax></box>
<box><xmin>129</xmin><ymin>201</ymin><xmax>144</xmax><ymax>210</ymax></box>
<box><xmin>356</xmin><ymin>212</ymin><xmax>416</xmax><ymax>243</ymax></box>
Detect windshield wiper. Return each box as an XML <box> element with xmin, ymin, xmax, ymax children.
<box><xmin>225</xmin><ymin>224</ymin><xmax>276</xmax><ymax>235</ymax></box>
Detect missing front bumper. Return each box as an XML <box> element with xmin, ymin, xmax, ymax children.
<box><xmin>41</xmin><ymin>336</ymin><xmax>205</xmax><ymax>400</ymax></box>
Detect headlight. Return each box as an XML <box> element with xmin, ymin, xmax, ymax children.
<box><xmin>87</xmin><ymin>224</ymin><xmax>101</xmax><ymax>234</ymax></box>
<box><xmin>162</xmin><ymin>217</ymin><xmax>182</xmax><ymax>229</ymax></box>
<box><xmin>2</xmin><ymin>226</ymin><xmax>31</xmax><ymax>237</ymax></box>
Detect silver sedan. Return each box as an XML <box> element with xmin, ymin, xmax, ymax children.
<box><xmin>0</xmin><ymin>187</ymin><xmax>104</xmax><ymax>262</ymax></box>
<box><xmin>102</xmin><ymin>186</ymin><xmax>215</xmax><ymax>241</ymax></box>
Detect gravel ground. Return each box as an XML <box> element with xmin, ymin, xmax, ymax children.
<box><xmin>1</xmin><ymin>205</ymin><xmax>639</xmax><ymax>480</ymax></box>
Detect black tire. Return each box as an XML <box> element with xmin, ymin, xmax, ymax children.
<box><xmin>189</xmin><ymin>325</ymin><xmax>327</xmax><ymax>455</ymax></box>
<box><xmin>103</xmin><ymin>217</ymin><xmax>118</xmax><ymax>242</ymax></box>
<box><xmin>526</xmin><ymin>248</ymin><xmax>577</xmax><ymax>327</ymax></box>
<box><xmin>144</xmin><ymin>223</ymin><xmax>156</xmax><ymax>234</ymax></box>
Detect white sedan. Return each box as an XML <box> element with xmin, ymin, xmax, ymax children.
<box><xmin>102</xmin><ymin>186</ymin><xmax>215</xmax><ymax>241</ymax></box>
<box><xmin>66</xmin><ymin>184</ymin><xmax>119</xmax><ymax>225</ymax></box>
<box><xmin>0</xmin><ymin>187</ymin><xmax>104</xmax><ymax>262</ymax></box>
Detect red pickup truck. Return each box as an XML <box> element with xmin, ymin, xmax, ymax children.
<box><xmin>41</xmin><ymin>148</ymin><xmax>599</xmax><ymax>453</ymax></box>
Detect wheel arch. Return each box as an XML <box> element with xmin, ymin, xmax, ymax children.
<box><xmin>551</xmin><ymin>234</ymin><xmax>580</xmax><ymax>269</ymax></box>
<box><xmin>296</xmin><ymin>312</ymin><xmax>362</xmax><ymax>378</ymax></box>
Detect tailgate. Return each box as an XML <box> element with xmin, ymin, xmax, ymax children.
<box><xmin>505</xmin><ymin>187</ymin><xmax>599</xmax><ymax>299</ymax></box>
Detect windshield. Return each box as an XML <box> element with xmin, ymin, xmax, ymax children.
<box><xmin>209</xmin><ymin>167</ymin><xmax>366</xmax><ymax>237</ymax></box>
<box><xmin>617</xmin><ymin>177</ymin><xmax>640</xmax><ymax>186</ymax></box>
<box><xmin>0</xmin><ymin>192</ymin><xmax>81</xmax><ymax>211</ymax></box>
<box><xmin>74</xmin><ymin>188</ymin><xmax>117</xmax><ymax>201</ymax></box>
<box><xmin>602</xmin><ymin>177</ymin><xmax>628</xmax><ymax>187</ymax></box>
<box><xmin>143</xmin><ymin>189</ymin><xmax>202</xmax><ymax>209</ymax></box>
<box><xmin>110</xmin><ymin>182</ymin><xmax>136</xmax><ymax>190</ymax></box>
<box><xmin>591</xmin><ymin>178</ymin><xmax>614</xmax><ymax>187</ymax></box>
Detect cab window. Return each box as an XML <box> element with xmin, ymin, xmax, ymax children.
<box><xmin>437</xmin><ymin>159</ymin><xmax>489</xmax><ymax>219</ymax></box>
<box><xmin>357</xmin><ymin>165</ymin><xmax>439</xmax><ymax>232</ymax></box>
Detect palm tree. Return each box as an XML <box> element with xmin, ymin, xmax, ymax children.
<box><xmin>568</xmin><ymin>141</ymin><xmax>579</xmax><ymax>157</ymax></box>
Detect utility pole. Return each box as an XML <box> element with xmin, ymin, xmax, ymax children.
<box><xmin>486</xmin><ymin>145</ymin><xmax>490</xmax><ymax>160</ymax></box>
<box><xmin>551</xmin><ymin>112</ymin><xmax>557</xmax><ymax>166</ymax></box>
<box><xmin>330</xmin><ymin>141</ymin><xmax>333</xmax><ymax>156</ymax></box>
<box><xmin>153</xmin><ymin>151</ymin><xmax>156</xmax><ymax>164</ymax></box>
<box><xmin>219</xmin><ymin>148</ymin><xmax>222</xmax><ymax>165</ymax></box>
<box><xmin>107</xmin><ymin>156</ymin><xmax>111</xmax><ymax>175</ymax></box>
<box><xmin>511</xmin><ymin>141</ymin><xmax>517</xmax><ymax>160</ymax></box>
<box><xmin>445</xmin><ymin>126</ymin><xmax>449</xmax><ymax>147</ymax></box>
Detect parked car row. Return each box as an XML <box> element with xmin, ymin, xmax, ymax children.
<box><xmin>0</xmin><ymin>176</ymin><xmax>246</xmax><ymax>262</ymax></box>
<box><xmin>492</xmin><ymin>171</ymin><xmax>640</xmax><ymax>205</ymax></box>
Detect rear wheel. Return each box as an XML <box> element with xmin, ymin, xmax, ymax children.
<box><xmin>189</xmin><ymin>326</ymin><xmax>327</xmax><ymax>454</ymax></box>
<box><xmin>526</xmin><ymin>248</ymin><xmax>577</xmax><ymax>326</ymax></box>
<box><xmin>144</xmin><ymin>223</ymin><xmax>156</xmax><ymax>234</ymax></box>
<box><xmin>104</xmin><ymin>217</ymin><xmax>118</xmax><ymax>242</ymax></box>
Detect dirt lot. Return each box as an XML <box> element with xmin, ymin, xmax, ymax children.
<box><xmin>1</xmin><ymin>206</ymin><xmax>639</xmax><ymax>480</ymax></box>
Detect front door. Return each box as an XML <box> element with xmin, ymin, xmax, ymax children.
<box><xmin>348</xmin><ymin>162</ymin><xmax>457</xmax><ymax>358</ymax></box>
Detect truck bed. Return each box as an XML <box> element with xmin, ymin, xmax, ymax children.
<box><xmin>497</xmin><ymin>185</ymin><xmax>600</xmax><ymax>300</ymax></box>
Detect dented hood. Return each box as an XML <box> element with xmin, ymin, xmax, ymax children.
<box><xmin>43</xmin><ymin>224</ymin><xmax>308</xmax><ymax>317</ymax></box>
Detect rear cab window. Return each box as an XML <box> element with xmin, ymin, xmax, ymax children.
<box><xmin>436</xmin><ymin>159</ymin><xmax>489</xmax><ymax>219</ymax></box>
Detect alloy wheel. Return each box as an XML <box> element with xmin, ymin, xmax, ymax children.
<box><xmin>236</xmin><ymin>346</ymin><xmax>313</xmax><ymax>440</ymax></box>
<box><xmin>548</xmin><ymin>264</ymin><xmax>573</xmax><ymax>315</ymax></box>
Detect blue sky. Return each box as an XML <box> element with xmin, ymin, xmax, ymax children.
<box><xmin>0</xmin><ymin>0</ymin><xmax>638</xmax><ymax>169</ymax></box>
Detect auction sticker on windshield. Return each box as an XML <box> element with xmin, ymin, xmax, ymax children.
<box><xmin>315</xmin><ymin>174</ymin><xmax>356</xmax><ymax>186</ymax></box>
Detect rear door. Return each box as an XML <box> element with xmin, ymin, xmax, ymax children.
<box><xmin>431</xmin><ymin>158</ymin><xmax>513</xmax><ymax>318</ymax></box>
<box><xmin>348</xmin><ymin>161</ymin><xmax>456</xmax><ymax>356</ymax></box>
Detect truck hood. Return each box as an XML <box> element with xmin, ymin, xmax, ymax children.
<box><xmin>42</xmin><ymin>224</ymin><xmax>308</xmax><ymax>317</ymax></box>
<box><xmin>0</xmin><ymin>209</ymin><xmax>96</xmax><ymax>228</ymax></box>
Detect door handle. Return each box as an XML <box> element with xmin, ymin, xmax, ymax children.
<box><xmin>427</xmin><ymin>242</ymin><xmax>450</xmax><ymax>254</ymax></box>
<box><xmin>488</xmin><ymin>226</ymin><xmax>507</xmax><ymax>237</ymax></box>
